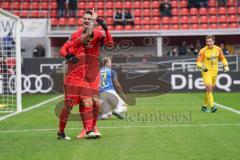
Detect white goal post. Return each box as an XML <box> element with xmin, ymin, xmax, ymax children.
<box><xmin>0</xmin><ymin>9</ymin><xmax>22</xmax><ymax>113</ymax></box>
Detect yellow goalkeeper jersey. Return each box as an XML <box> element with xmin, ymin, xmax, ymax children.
<box><xmin>196</xmin><ymin>45</ymin><xmax>228</xmax><ymax>74</ymax></box>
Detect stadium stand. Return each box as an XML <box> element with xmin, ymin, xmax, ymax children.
<box><xmin>0</xmin><ymin>0</ymin><xmax>239</xmax><ymax>30</ymax></box>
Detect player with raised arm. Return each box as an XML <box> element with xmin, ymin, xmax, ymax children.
<box><xmin>70</xmin><ymin>10</ymin><xmax>113</xmax><ymax>138</ymax></box>
<box><xmin>196</xmin><ymin>35</ymin><xmax>229</xmax><ymax>113</ymax></box>
<box><xmin>99</xmin><ymin>57</ymin><xmax>127</xmax><ymax>120</ymax></box>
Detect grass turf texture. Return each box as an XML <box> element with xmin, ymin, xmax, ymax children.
<box><xmin>0</xmin><ymin>93</ymin><xmax>239</xmax><ymax>160</ymax></box>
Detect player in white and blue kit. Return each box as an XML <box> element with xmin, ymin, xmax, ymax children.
<box><xmin>99</xmin><ymin>57</ymin><xmax>127</xmax><ymax>119</ymax></box>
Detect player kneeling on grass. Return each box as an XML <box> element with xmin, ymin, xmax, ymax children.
<box><xmin>99</xmin><ymin>57</ymin><xmax>127</xmax><ymax>120</ymax></box>
<box><xmin>196</xmin><ymin>35</ymin><xmax>229</xmax><ymax>113</ymax></box>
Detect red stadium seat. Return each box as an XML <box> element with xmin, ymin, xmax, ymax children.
<box><xmin>41</xmin><ymin>2</ymin><xmax>49</xmax><ymax>10</ymax></box>
<box><xmin>170</xmin><ymin>16</ymin><xmax>179</xmax><ymax>24</ymax></box>
<box><xmin>51</xmin><ymin>10</ymin><xmax>57</xmax><ymax>17</ymax></box>
<box><xmin>12</xmin><ymin>2</ymin><xmax>20</xmax><ymax>10</ymax></box>
<box><xmin>152</xmin><ymin>9</ymin><xmax>160</xmax><ymax>16</ymax></box>
<box><xmin>124</xmin><ymin>25</ymin><xmax>133</xmax><ymax>30</ymax></box>
<box><xmin>123</xmin><ymin>1</ymin><xmax>132</xmax><ymax>9</ymax></box>
<box><xmin>199</xmin><ymin>16</ymin><xmax>208</xmax><ymax>24</ymax></box>
<box><xmin>31</xmin><ymin>2</ymin><xmax>39</xmax><ymax>10</ymax></box>
<box><xmin>179</xmin><ymin>1</ymin><xmax>187</xmax><ymax>8</ymax></box>
<box><xmin>96</xmin><ymin>2</ymin><xmax>104</xmax><ymax>9</ymax></box>
<box><xmin>106</xmin><ymin>2</ymin><xmax>113</xmax><ymax>8</ymax></box>
<box><xmin>143</xmin><ymin>25</ymin><xmax>151</xmax><ymax>30</ymax></box>
<box><xmin>115</xmin><ymin>1</ymin><xmax>123</xmax><ymax>9</ymax></box>
<box><xmin>189</xmin><ymin>8</ymin><xmax>198</xmax><ymax>15</ymax></box>
<box><xmin>179</xmin><ymin>8</ymin><xmax>188</xmax><ymax>16</ymax></box>
<box><xmin>208</xmin><ymin>7</ymin><xmax>217</xmax><ymax>15</ymax></box>
<box><xmin>143</xmin><ymin>17</ymin><xmax>151</xmax><ymax>25</ymax></box>
<box><xmin>133</xmin><ymin>1</ymin><xmax>141</xmax><ymax>9</ymax></box>
<box><xmin>11</xmin><ymin>10</ymin><xmax>20</xmax><ymax>17</ymax></box>
<box><xmin>181</xmin><ymin>24</ymin><xmax>188</xmax><ymax>30</ymax></box>
<box><xmin>152</xmin><ymin>1</ymin><xmax>159</xmax><ymax>8</ymax></box>
<box><xmin>134</xmin><ymin>9</ymin><xmax>141</xmax><ymax>17</ymax></box>
<box><xmin>59</xmin><ymin>18</ymin><xmax>67</xmax><ymax>26</ymax></box>
<box><xmin>68</xmin><ymin>18</ymin><xmax>77</xmax><ymax>26</ymax></box>
<box><xmin>180</xmin><ymin>16</ymin><xmax>188</xmax><ymax>24</ymax></box>
<box><xmin>209</xmin><ymin>16</ymin><xmax>217</xmax><ymax>23</ymax></box>
<box><xmin>219</xmin><ymin>23</ymin><xmax>228</xmax><ymax>29</ymax></box>
<box><xmin>152</xmin><ymin>17</ymin><xmax>161</xmax><ymax>24</ymax></box>
<box><xmin>134</xmin><ymin>17</ymin><xmax>141</xmax><ymax>25</ymax></box>
<box><xmin>227</xmin><ymin>0</ymin><xmax>236</xmax><ymax>6</ymax></box>
<box><xmin>171</xmin><ymin>8</ymin><xmax>178</xmax><ymax>16</ymax></box>
<box><xmin>106</xmin><ymin>18</ymin><xmax>113</xmax><ymax>25</ymax></box>
<box><xmin>20</xmin><ymin>10</ymin><xmax>29</xmax><ymax>18</ymax></box>
<box><xmin>2</xmin><ymin>2</ymin><xmax>11</xmax><ymax>10</ymax></box>
<box><xmin>170</xmin><ymin>24</ymin><xmax>179</xmax><ymax>30</ymax></box>
<box><xmin>51</xmin><ymin>18</ymin><xmax>58</xmax><ymax>26</ymax></box>
<box><xmin>39</xmin><ymin>11</ymin><xmax>48</xmax><ymax>18</ymax></box>
<box><xmin>77</xmin><ymin>10</ymin><xmax>85</xmax><ymax>17</ymax></box>
<box><xmin>218</xmin><ymin>7</ymin><xmax>227</xmax><ymax>15</ymax></box>
<box><xmin>106</xmin><ymin>9</ymin><xmax>114</xmax><ymax>17</ymax></box>
<box><xmin>87</xmin><ymin>2</ymin><xmax>94</xmax><ymax>9</ymax></box>
<box><xmin>208</xmin><ymin>0</ymin><xmax>217</xmax><ymax>7</ymax></box>
<box><xmin>153</xmin><ymin>25</ymin><xmax>161</xmax><ymax>30</ymax></box>
<box><xmin>77</xmin><ymin>19</ymin><xmax>82</xmax><ymax>26</ymax></box>
<box><xmin>171</xmin><ymin>1</ymin><xmax>178</xmax><ymax>8</ymax></box>
<box><xmin>161</xmin><ymin>25</ymin><xmax>169</xmax><ymax>30</ymax></box>
<box><xmin>228</xmin><ymin>15</ymin><xmax>237</xmax><ymax>23</ymax></box>
<box><xmin>21</xmin><ymin>2</ymin><xmax>30</xmax><ymax>10</ymax></box>
<box><xmin>162</xmin><ymin>17</ymin><xmax>170</xmax><ymax>24</ymax></box>
<box><xmin>51</xmin><ymin>2</ymin><xmax>57</xmax><ymax>9</ymax></box>
<box><xmin>78</xmin><ymin>2</ymin><xmax>86</xmax><ymax>9</ymax></box>
<box><xmin>219</xmin><ymin>15</ymin><xmax>227</xmax><ymax>23</ymax></box>
<box><xmin>189</xmin><ymin>24</ymin><xmax>198</xmax><ymax>29</ymax></box>
<box><xmin>199</xmin><ymin>24</ymin><xmax>208</xmax><ymax>29</ymax></box>
<box><xmin>31</xmin><ymin>10</ymin><xmax>39</xmax><ymax>18</ymax></box>
<box><xmin>199</xmin><ymin>8</ymin><xmax>208</xmax><ymax>15</ymax></box>
<box><xmin>189</xmin><ymin>16</ymin><xmax>198</xmax><ymax>24</ymax></box>
<box><xmin>108</xmin><ymin>25</ymin><xmax>114</xmax><ymax>31</ymax></box>
<box><xmin>209</xmin><ymin>24</ymin><xmax>217</xmax><ymax>29</ymax></box>
<box><xmin>229</xmin><ymin>23</ymin><xmax>238</xmax><ymax>28</ymax></box>
<box><xmin>134</xmin><ymin>25</ymin><xmax>141</xmax><ymax>30</ymax></box>
<box><xmin>97</xmin><ymin>10</ymin><xmax>104</xmax><ymax>17</ymax></box>
<box><xmin>238</xmin><ymin>7</ymin><xmax>240</xmax><ymax>14</ymax></box>
<box><xmin>115</xmin><ymin>25</ymin><xmax>123</xmax><ymax>30</ymax></box>
<box><xmin>143</xmin><ymin>1</ymin><xmax>150</xmax><ymax>8</ymax></box>
<box><xmin>228</xmin><ymin>7</ymin><xmax>237</xmax><ymax>14</ymax></box>
<box><xmin>143</xmin><ymin>9</ymin><xmax>150</xmax><ymax>16</ymax></box>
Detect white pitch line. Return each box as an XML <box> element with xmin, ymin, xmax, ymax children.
<box><xmin>214</xmin><ymin>102</ymin><xmax>240</xmax><ymax>115</ymax></box>
<box><xmin>0</xmin><ymin>95</ymin><xmax>63</xmax><ymax>121</ymax></box>
<box><xmin>0</xmin><ymin>123</ymin><xmax>240</xmax><ymax>133</ymax></box>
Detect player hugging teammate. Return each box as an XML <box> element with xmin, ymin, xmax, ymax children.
<box><xmin>57</xmin><ymin>10</ymin><xmax>113</xmax><ymax>140</ymax></box>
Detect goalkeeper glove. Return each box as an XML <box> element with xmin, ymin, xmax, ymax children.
<box><xmin>96</xmin><ymin>18</ymin><xmax>108</xmax><ymax>31</ymax></box>
<box><xmin>223</xmin><ymin>65</ymin><xmax>229</xmax><ymax>72</ymax></box>
<box><xmin>65</xmin><ymin>54</ymin><xmax>79</xmax><ymax>64</ymax></box>
<box><xmin>198</xmin><ymin>66</ymin><xmax>208</xmax><ymax>72</ymax></box>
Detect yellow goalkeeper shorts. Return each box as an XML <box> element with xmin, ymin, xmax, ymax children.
<box><xmin>202</xmin><ymin>72</ymin><xmax>217</xmax><ymax>86</ymax></box>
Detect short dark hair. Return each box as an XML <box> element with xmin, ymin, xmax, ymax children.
<box><xmin>206</xmin><ymin>35</ymin><xmax>215</xmax><ymax>41</ymax></box>
<box><xmin>85</xmin><ymin>10</ymin><xmax>93</xmax><ymax>15</ymax></box>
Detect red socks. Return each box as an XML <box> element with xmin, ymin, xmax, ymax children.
<box><xmin>92</xmin><ymin>104</ymin><xmax>99</xmax><ymax>128</ymax></box>
<box><xmin>80</xmin><ymin>107</ymin><xmax>94</xmax><ymax>131</ymax></box>
<box><xmin>59</xmin><ymin>106</ymin><xmax>71</xmax><ymax>133</ymax></box>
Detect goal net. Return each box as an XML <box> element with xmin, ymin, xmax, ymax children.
<box><xmin>0</xmin><ymin>9</ymin><xmax>22</xmax><ymax>113</ymax></box>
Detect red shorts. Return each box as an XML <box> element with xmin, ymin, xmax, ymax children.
<box><xmin>84</xmin><ymin>73</ymin><xmax>100</xmax><ymax>96</ymax></box>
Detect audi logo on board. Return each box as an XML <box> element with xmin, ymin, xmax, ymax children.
<box><xmin>7</xmin><ymin>74</ymin><xmax>54</xmax><ymax>94</ymax></box>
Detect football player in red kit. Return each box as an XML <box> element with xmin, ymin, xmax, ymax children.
<box><xmin>58</xmin><ymin>10</ymin><xmax>113</xmax><ymax>139</ymax></box>
<box><xmin>70</xmin><ymin>10</ymin><xmax>113</xmax><ymax>138</ymax></box>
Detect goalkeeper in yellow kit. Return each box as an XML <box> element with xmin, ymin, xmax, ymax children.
<box><xmin>196</xmin><ymin>35</ymin><xmax>229</xmax><ymax>113</ymax></box>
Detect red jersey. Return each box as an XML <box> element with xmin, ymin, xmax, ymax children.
<box><xmin>60</xmin><ymin>32</ymin><xmax>86</xmax><ymax>83</ymax></box>
<box><xmin>71</xmin><ymin>28</ymin><xmax>113</xmax><ymax>80</ymax></box>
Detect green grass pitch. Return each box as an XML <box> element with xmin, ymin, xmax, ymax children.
<box><xmin>0</xmin><ymin>93</ymin><xmax>239</xmax><ymax>160</ymax></box>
